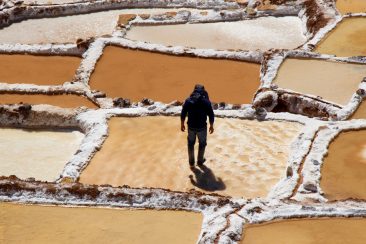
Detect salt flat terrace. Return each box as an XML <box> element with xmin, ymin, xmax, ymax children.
<box><xmin>0</xmin><ymin>94</ymin><xmax>97</xmax><ymax>109</ymax></box>
<box><xmin>315</xmin><ymin>17</ymin><xmax>366</xmax><ymax>57</ymax></box>
<box><xmin>79</xmin><ymin>116</ymin><xmax>303</xmax><ymax>198</ymax></box>
<box><xmin>0</xmin><ymin>202</ymin><xmax>202</xmax><ymax>244</ymax></box>
<box><xmin>242</xmin><ymin>218</ymin><xmax>366</xmax><ymax>244</ymax></box>
<box><xmin>125</xmin><ymin>16</ymin><xmax>306</xmax><ymax>51</ymax></box>
<box><xmin>89</xmin><ymin>46</ymin><xmax>261</xmax><ymax>104</ymax></box>
<box><xmin>0</xmin><ymin>54</ymin><xmax>80</xmax><ymax>85</ymax></box>
<box><xmin>273</xmin><ymin>58</ymin><xmax>366</xmax><ymax>106</ymax></box>
<box><xmin>0</xmin><ymin>128</ymin><xmax>83</xmax><ymax>182</ymax></box>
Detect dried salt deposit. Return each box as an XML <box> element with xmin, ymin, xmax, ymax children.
<box><xmin>242</xmin><ymin>218</ymin><xmax>366</xmax><ymax>244</ymax></box>
<box><xmin>0</xmin><ymin>54</ymin><xmax>80</xmax><ymax>85</ymax></box>
<box><xmin>274</xmin><ymin>58</ymin><xmax>366</xmax><ymax>105</ymax></box>
<box><xmin>80</xmin><ymin>116</ymin><xmax>303</xmax><ymax>198</ymax></box>
<box><xmin>0</xmin><ymin>202</ymin><xmax>202</xmax><ymax>244</ymax></box>
<box><xmin>0</xmin><ymin>9</ymin><xmax>191</xmax><ymax>44</ymax></box>
<box><xmin>0</xmin><ymin>128</ymin><xmax>83</xmax><ymax>181</ymax></box>
<box><xmin>126</xmin><ymin>16</ymin><xmax>307</xmax><ymax>51</ymax></box>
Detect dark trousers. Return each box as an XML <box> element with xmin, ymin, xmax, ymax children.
<box><xmin>187</xmin><ymin>127</ymin><xmax>207</xmax><ymax>165</ymax></box>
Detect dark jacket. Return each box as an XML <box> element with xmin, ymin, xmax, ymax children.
<box><xmin>181</xmin><ymin>92</ymin><xmax>214</xmax><ymax>129</ymax></box>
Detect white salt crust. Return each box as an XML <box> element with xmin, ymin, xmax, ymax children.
<box><xmin>1</xmin><ymin>1</ymin><xmax>366</xmax><ymax>244</ymax></box>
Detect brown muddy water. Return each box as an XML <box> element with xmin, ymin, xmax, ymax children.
<box><xmin>79</xmin><ymin>116</ymin><xmax>303</xmax><ymax>198</ymax></box>
<box><xmin>321</xmin><ymin>130</ymin><xmax>366</xmax><ymax>200</ymax></box>
<box><xmin>242</xmin><ymin>218</ymin><xmax>366</xmax><ymax>244</ymax></box>
<box><xmin>315</xmin><ymin>17</ymin><xmax>366</xmax><ymax>57</ymax></box>
<box><xmin>0</xmin><ymin>128</ymin><xmax>83</xmax><ymax>182</ymax></box>
<box><xmin>0</xmin><ymin>54</ymin><xmax>80</xmax><ymax>85</ymax></box>
<box><xmin>125</xmin><ymin>16</ymin><xmax>306</xmax><ymax>51</ymax></box>
<box><xmin>351</xmin><ymin>102</ymin><xmax>366</xmax><ymax>119</ymax></box>
<box><xmin>274</xmin><ymin>58</ymin><xmax>366</xmax><ymax>105</ymax></box>
<box><xmin>336</xmin><ymin>0</ymin><xmax>366</xmax><ymax>14</ymax></box>
<box><xmin>0</xmin><ymin>203</ymin><xmax>202</xmax><ymax>244</ymax></box>
<box><xmin>89</xmin><ymin>46</ymin><xmax>261</xmax><ymax>104</ymax></box>
<box><xmin>0</xmin><ymin>94</ymin><xmax>97</xmax><ymax>109</ymax></box>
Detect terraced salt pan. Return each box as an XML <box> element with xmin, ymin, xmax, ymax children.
<box><xmin>274</xmin><ymin>58</ymin><xmax>366</xmax><ymax>105</ymax></box>
<box><xmin>125</xmin><ymin>16</ymin><xmax>307</xmax><ymax>51</ymax></box>
<box><xmin>315</xmin><ymin>18</ymin><xmax>366</xmax><ymax>57</ymax></box>
<box><xmin>0</xmin><ymin>9</ymin><xmax>188</xmax><ymax>44</ymax></box>
<box><xmin>80</xmin><ymin>117</ymin><xmax>303</xmax><ymax>198</ymax></box>
<box><xmin>23</xmin><ymin>0</ymin><xmax>84</xmax><ymax>4</ymax></box>
<box><xmin>0</xmin><ymin>94</ymin><xmax>97</xmax><ymax>109</ymax></box>
<box><xmin>0</xmin><ymin>128</ymin><xmax>83</xmax><ymax>181</ymax></box>
<box><xmin>336</xmin><ymin>0</ymin><xmax>366</xmax><ymax>14</ymax></box>
<box><xmin>0</xmin><ymin>54</ymin><xmax>80</xmax><ymax>85</ymax></box>
<box><xmin>0</xmin><ymin>203</ymin><xmax>202</xmax><ymax>244</ymax></box>
<box><xmin>351</xmin><ymin>102</ymin><xmax>366</xmax><ymax>119</ymax></box>
<box><xmin>242</xmin><ymin>218</ymin><xmax>366</xmax><ymax>244</ymax></box>
<box><xmin>321</xmin><ymin>130</ymin><xmax>366</xmax><ymax>200</ymax></box>
<box><xmin>89</xmin><ymin>47</ymin><xmax>260</xmax><ymax>104</ymax></box>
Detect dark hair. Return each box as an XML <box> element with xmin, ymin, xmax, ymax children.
<box><xmin>192</xmin><ymin>84</ymin><xmax>209</xmax><ymax>101</ymax></box>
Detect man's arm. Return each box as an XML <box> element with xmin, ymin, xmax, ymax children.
<box><xmin>207</xmin><ymin>101</ymin><xmax>215</xmax><ymax>134</ymax></box>
<box><xmin>180</xmin><ymin>101</ymin><xmax>188</xmax><ymax>132</ymax></box>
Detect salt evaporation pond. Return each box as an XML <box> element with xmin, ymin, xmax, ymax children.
<box><xmin>321</xmin><ymin>130</ymin><xmax>366</xmax><ymax>200</ymax></box>
<box><xmin>242</xmin><ymin>218</ymin><xmax>366</xmax><ymax>244</ymax></box>
<box><xmin>0</xmin><ymin>94</ymin><xmax>97</xmax><ymax>108</ymax></box>
<box><xmin>80</xmin><ymin>116</ymin><xmax>303</xmax><ymax>198</ymax></box>
<box><xmin>336</xmin><ymin>0</ymin><xmax>366</xmax><ymax>14</ymax></box>
<box><xmin>89</xmin><ymin>46</ymin><xmax>260</xmax><ymax>104</ymax></box>
<box><xmin>0</xmin><ymin>128</ymin><xmax>83</xmax><ymax>182</ymax></box>
<box><xmin>0</xmin><ymin>54</ymin><xmax>80</xmax><ymax>85</ymax></box>
<box><xmin>0</xmin><ymin>9</ymin><xmax>191</xmax><ymax>44</ymax></box>
<box><xmin>315</xmin><ymin>17</ymin><xmax>366</xmax><ymax>57</ymax></box>
<box><xmin>125</xmin><ymin>16</ymin><xmax>307</xmax><ymax>51</ymax></box>
<box><xmin>274</xmin><ymin>58</ymin><xmax>366</xmax><ymax>105</ymax></box>
<box><xmin>23</xmin><ymin>0</ymin><xmax>86</xmax><ymax>4</ymax></box>
<box><xmin>0</xmin><ymin>203</ymin><xmax>202</xmax><ymax>244</ymax></box>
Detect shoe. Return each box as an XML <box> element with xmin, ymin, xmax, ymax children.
<box><xmin>197</xmin><ymin>158</ymin><xmax>206</xmax><ymax>166</ymax></box>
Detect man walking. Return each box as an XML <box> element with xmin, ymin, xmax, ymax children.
<box><xmin>181</xmin><ymin>84</ymin><xmax>214</xmax><ymax>169</ymax></box>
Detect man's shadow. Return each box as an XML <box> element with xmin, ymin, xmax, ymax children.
<box><xmin>189</xmin><ymin>165</ymin><xmax>226</xmax><ymax>192</ymax></box>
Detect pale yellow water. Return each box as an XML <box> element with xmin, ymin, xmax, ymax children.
<box><xmin>89</xmin><ymin>46</ymin><xmax>261</xmax><ymax>104</ymax></box>
<box><xmin>336</xmin><ymin>0</ymin><xmax>366</xmax><ymax>14</ymax></box>
<box><xmin>0</xmin><ymin>128</ymin><xmax>84</xmax><ymax>181</ymax></box>
<box><xmin>126</xmin><ymin>16</ymin><xmax>306</xmax><ymax>51</ymax></box>
<box><xmin>0</xmin><ymin>203</ymin><xmax>202</xmax><ymax>244</ymax></box>
<box><xmin>0</xmin><ymin>9</ymin><xmax>192</xmax><ymax>44</ymax></box>
<box><xmin>315</xmin><ymin>18</ymin><xmax>366</xmax><ymax>57</ymax></box>
<box><xmin>321</xmin><ymin>130</ymin><xmax>366</xmax><ymax>200</ymax></box>
<box><xmin>274</xmin><ymin>58</ymin><xmax>366</xmax><ymax>105</ymax></box>
<box><xmin>242</xmin><ymin>218</ymin><xmax>366</xmax><ymax>244</ymax></box>
<box><xmin>80</xmin><ymin>117</ymin><xmax>303</xmax><ymax>198</ymax></box>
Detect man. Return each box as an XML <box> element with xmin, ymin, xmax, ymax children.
<box><xmin>181</xmin><ymin>84</ymin><xmax>214</xmax><ymax>168</ymax></box>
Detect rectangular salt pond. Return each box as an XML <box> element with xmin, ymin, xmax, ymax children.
<box><xmin>274</xmin><ymin>58</ymin><xmax>366</xmax><ymax>105</ymax></box>
<box><xmin>0</xmin><ymin>9</ymin><xmax>194</xmax><ymax>44</ymax></box>
<box><xmin>242</xmin><ymin>218</ymin><xmax>366</xmax><ymax>244</ymax></box>
<box><xmin>0</xmin><ymin>94</ymin><xmax>98</xmax><ymax>109</ymax></box>
<box><xmin>0</xmin><ymin>54</ymin><xmax>80</xmax><ymax>85</ymax></box>
<box><xmin>80</xmin><ymin>116</ymin><xmax>303</xmax><ymax>198</ymax></box>
<box><xmin>0</xmin><ymin>203</ymin><xmax>202</xmax><ymax>244</ymax></box>
<box><xmin>89</xmin><ymin>46</ymin><xmax>261</xmax><ymax>104</ymax></box>
<box><xmin>125</xmin><ymin>16</ymin><xmax>307</xmax><ymax>51</ymax></box>
<box><xmin>320</xmin><ymin>130</ymin><xmax>366</xmax><ymax>200</ymax></box>
<box><xmin>0</xmin><ymin>128</ymin><xmax>83</xmax><ymax>182</ymax></box>
<box><xmin>315</xmin><ymin>18</ymin><xmax>366</xmax><ymax>57</ymax></box>
<box><xmin>336</xmin><ymin>0</ymin><xmax>366</xmax><ymax>14</ymax></box>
